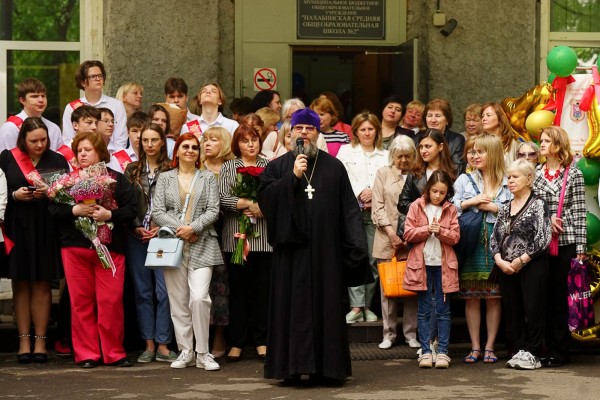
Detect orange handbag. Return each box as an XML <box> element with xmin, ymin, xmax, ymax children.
<box><xmin>377</xmin><ymin>257</ymin><xmax>417</xmax><ymax>298</ymax></box>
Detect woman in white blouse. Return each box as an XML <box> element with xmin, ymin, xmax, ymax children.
<box><xmin>336</xmin><ymin>111</ymin><xmax>389</xmax><ymax>324</ymax></box>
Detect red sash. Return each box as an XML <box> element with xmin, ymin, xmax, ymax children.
<box><xmin>69</xmin><ymin>99</ymin><xmax>84</xmax><ymax>110</ymax></box>
<box><xmin>7</xmin><ymin>115</ymin><xmax>24</xmax><ymax>130</ymax></box>
<box><xmin>10</xmin><ymin>148</ymin><xmax>39</xmax><ymax>185</ymax></box>
<box><xmin>113</xmin><ymin>149</ymin><xmax>132</xmax><ymax>171</ymax></box>
<box><xmin>187</xmin><ymin>120</ymin><xmax>202</xmax><ymax>138</ymax></box>
<box><xmin>1</xmin><ymin>224</ymin><xmax>14</xmax><ymax>254</ymax></box>
<box><xmin>56</xmin><ymin>145</ymin><xmax>79</xmax><ymax>171</ymax></box>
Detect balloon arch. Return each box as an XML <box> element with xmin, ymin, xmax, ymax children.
<box><xmin>501</xmin><ymin>45</ymin><xmax>600</xmax><ymax>344</ymax></box>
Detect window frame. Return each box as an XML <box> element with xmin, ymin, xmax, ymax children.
<box><xmin>540</xmin><ymin>0</ymin><xmax>600</xmax><ymax>78</ymax></box>
<box><xmin>0</xmin><ymin>0</ymin><xmax>103</xmax><ymax>122</ymax></box>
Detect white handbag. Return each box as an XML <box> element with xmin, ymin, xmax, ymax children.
<box><xmin>145</xmin><ymin>227</ymin><xmax>184</xmax><ymax>269</ymax></box>
<box><xmin>145</xmin><ymin>171</ymin><xmax>199</xmax><ymax>269</ymax></box>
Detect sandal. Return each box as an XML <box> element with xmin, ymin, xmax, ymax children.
<box><xmin>463</xmin><ymin>349</ymin><xmax>482</xmax><ymax>363</ymax></box>
<box><xmin>483</xmin><ymin>349</ymin><xmax>498</xmax><ymax>363</ymax></box>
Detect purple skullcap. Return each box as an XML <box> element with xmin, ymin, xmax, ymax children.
<box><xmin>290</xmin><ymin>108</ymin><xmax>320</xmax><ymax>129</ymax></box>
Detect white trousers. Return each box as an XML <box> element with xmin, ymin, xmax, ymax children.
<box><xmin>163</xmin><ymin>248</ymin><xmax>213</xmax><ymax>354</ymax></box>
<box><xmin>380</xmin><ymin>285</ymin><xmax>418</xmax><ymax>343</ymax></box>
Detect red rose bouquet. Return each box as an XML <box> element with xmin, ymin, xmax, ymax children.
<box><xmin>230</xmin><ymin>166</ymin><xmax>265</xmax><ymax>265</ymax></box>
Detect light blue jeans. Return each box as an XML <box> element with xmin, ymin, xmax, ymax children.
<box><xmin>417</xmin><ymin>266</ymin><xmax>451</xmax><ymax>355</ymax></box>
<box><xmin>126</xmin><ymin>234</ymin><xmax>173</xmax><ymax>344</ymax></box>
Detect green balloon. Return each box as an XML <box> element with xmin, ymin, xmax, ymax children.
<box><xmin>548</xmin><ymin>72</ymin><xmax>556</xmax><ymax>84</ymax></box>
<box><xmin>577</xmin><ymin>158</ymin><xmax>600</xmax><ymax>186</ymax></box>
<box><xmin>587</xmin><ymin>212</ymin><xmax>600</xmax><ymax>245</ymax></box>
<box><xmin>547</xmin><ymin>46</ymin><xmax>578</xmax><ymax>77</ymax></box>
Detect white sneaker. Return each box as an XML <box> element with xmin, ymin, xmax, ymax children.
<box><xmin>514</xmin><ymin>351</ymin><xmax>541</xmax><ymax>370</ymax></box>
<box><xmin>378</xmin><ymin>339</ymin><xmax>393</xmax><ymax>349</ymax></box>
<box><xmin>170</xmin><ymin>349</ymin><xmax>195</xmax><ymax>369</ymax></box>
<box><xmin>506</xmin><ymin>350</ymin><xmax>526</xmax><ymax>368</ymax></box>
<box><xmin>196</xmin><ymin>352</ymin><xmax>220</xmax><ymax>371</ymax></box>
<box><xmin>406</xmin><ymin>338</ymin><xmax>420</xmax><ymax>348</ymax></box>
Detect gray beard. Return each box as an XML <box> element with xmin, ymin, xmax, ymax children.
<box><xmin>292</xmin><ymin>140</ymin><xmax>318</xmax><ymax>159</ymax></box>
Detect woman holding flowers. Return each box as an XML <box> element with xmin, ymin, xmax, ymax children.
<box><xmin>124</xmin><ymin>123</ymin><xmax>176</xmax><ymax>364</ymax></box>
<box><xmin>48</xmin><ymin>131</ymin><xmax>136</xmax><ymax>368</ymax></box>
<box><xmin>0</xmin><ymin>117</ymin><xmax>68</xmax><ymax>363</ymax></box>
<box><xmin>152</xmin><ymin>132</ymin><xmax>223</xmax><ymax>371</ymax></box>
<box><xmin>219</xmin><ymin>124</ymin><xmax>271</xmax><ymax>361</ymax></box>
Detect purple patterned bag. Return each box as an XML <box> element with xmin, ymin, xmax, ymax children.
<box><xmin>567</xmin><ymin>259</ymin><xmax>595</xmax><ymax>332</ymax></box>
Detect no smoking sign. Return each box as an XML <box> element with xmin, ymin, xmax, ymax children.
<box><xmin>253</xmin><ymin>68</ymin><xmax>277</xmax><ymax>91</ymax></box>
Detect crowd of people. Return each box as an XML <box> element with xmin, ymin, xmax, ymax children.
<box><xmin>0</xmin><ymin>59</ymin><xmax>586</xmax><ymax>383</ymax></box>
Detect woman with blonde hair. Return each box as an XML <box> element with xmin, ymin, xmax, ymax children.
<box><xmin>452</xmin><ymin>134</ymin><xmax>511</xmax><ymax>364</ymax></box>
<box><xmin>462</xmin><ymin>104</ymin><xmax>483</xmax><ymax>139</ymax></box>
<box><xmin>481</xmin><ymin>103</ymin><xmax>519</xmax><ymax>167</ymax></box>
<box><xmin>116</xmin><ymin>82</ymin><xmax>144</xmax><ymax>120</ymax></box>
<box><xmin>256</xmin><ymin>107</ymin><xmax>283</xmax><ymax>159</ymax></box>
<box><xmin>533</xmin><ymin>126</ymin><xmax>586</xmax><ymax>368</ymax></box>
<box><xmin>337</xmin><ymin>111</ymin><xmax>388</xmax><ymax>323</ymax></box>
<box><xmin>372</xmin><ymin>134</ymin><xmax>419</xmax><ymax>349</ymax></box>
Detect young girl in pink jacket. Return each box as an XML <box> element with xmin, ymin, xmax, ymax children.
<box><xmin>403</xmin><ymin>170</ymin><xmax>460</xmax><ymax>369</ymax></box>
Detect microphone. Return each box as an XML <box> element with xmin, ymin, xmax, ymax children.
<box><xmin>296</xmin><ymin>137</ymin><xmax>304</xmax><ymax>155</ymax></box>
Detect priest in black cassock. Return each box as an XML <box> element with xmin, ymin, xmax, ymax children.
<box><xmin>257</xmin><ymin>108</ymin><xmax>371</xmax><ymax>385</ymax></box>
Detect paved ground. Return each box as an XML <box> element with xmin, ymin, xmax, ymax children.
<box><xmin>1</xmin><ymin>346</ymin><xmax>599</xmax><ymax>399</ymax></box>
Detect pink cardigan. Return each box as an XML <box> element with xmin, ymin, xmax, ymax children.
<box><xmin>402</xmin><ymin>196</ymin><xmax>460</xmax><ymax>293</ymax></box>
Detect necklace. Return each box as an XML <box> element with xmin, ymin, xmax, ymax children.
<box><xmin>544</xmin><ymin>164</ymin><xmax>560</xmax><ymax>182</ymax></box>
<box><xmin>303</xmin><ymin>152</ymin><xmax>319</xmax><ymax>200</ymax></box>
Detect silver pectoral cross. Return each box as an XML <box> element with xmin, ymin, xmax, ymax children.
<box><xmin>305</xmin><ymin>184</ymin><xmax>315</xmax><ymax>200</ymax></box>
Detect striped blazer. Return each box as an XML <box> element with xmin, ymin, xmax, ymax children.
<box><xmin>219</xmin><ymin>157</ymin><xmax>272</xmax><ymax>253</ymax></box>
<box><xmin>152</xmin><ymin>169</ymin><xmax>223</xmax><ymax>268</ymax></box>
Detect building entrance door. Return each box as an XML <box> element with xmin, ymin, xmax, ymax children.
<box><xmin>291</xmin><ymin>38</ymin><xmax>418</xmax><ymax>121</ymax></box>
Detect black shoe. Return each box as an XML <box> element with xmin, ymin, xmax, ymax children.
<box><xmin>541</xmin><ymin>356</ymin><xmax>563</xmax><ymax>368</ymax></box>
<box><xmin>32</xmin><ymin>353</ymin><xmax>48</xmax><ymax>363</ymax></box>
<box><xmin>78</xmin><ymin>359</ymin><xmax>98</xmax><ymax>369</ymax></box>
<box><xmin>111</xmin><ymin>358</ymin><xmax>133</xmax><ymax>367</ymax></box>
<box><xmin>17</xmin><ymin>353</ymin><xmax>32</xmax><ymax>364</ymax></box>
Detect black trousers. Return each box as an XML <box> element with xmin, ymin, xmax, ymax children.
<box><xmin>226</xmin><ymin>251</ymin><xmax>272</xmax><ymax>348</ymax></box>
<box><xmin>499</xmin><ymin>254</ymin><xmax>548</xmax><ymax>356</ymax></box>
<box><xmin>545</xmin><ymin>244</ymin><xmax>575</xmax><ymax>361</ymax></box>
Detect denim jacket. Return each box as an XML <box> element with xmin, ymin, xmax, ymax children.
<box><xmin>452</xmin><ymin>171</ymin><xmax>511</xmax><ymax>224</ymax></box>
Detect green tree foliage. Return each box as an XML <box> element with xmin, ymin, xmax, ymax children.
<box><xmin>1</xmin><ymin>0</ymin><xmax>80</xmax><ymax>124</ymax></box>
<box><xmin>551</xmin><ymin>0</ymin><xmax>600</xmax><ymax>66</ymax></box>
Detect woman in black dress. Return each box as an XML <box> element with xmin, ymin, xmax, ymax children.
<box><xmin>0</xmin><ymin>117</ymin><xmax>69</xmax><ymax>363</ymax></box>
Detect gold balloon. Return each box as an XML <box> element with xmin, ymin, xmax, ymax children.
<box><xmin>582</xmin><ymin>94</ymin><xmax>600</xmax><ymax>159</ymax></box>
<box><xmin>525</xmin><ymin>110</ymin><xmax>556</xmax><ymax>142</ymax></box>
<box><xmin>571</xmin><ymin>250</ymin><xmax>600</xmax><ymax>343</ymax></box>
<box><xmin>502</xmin><ymin>82</ymin><xmax>553</xmax><ymax>142</ymax></box>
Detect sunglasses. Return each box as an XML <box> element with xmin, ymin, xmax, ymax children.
<box><xmin>517</xmin><ymin>152</ymin><xmax>537</xmax><ymax>159</ymax></box>
<box><xmin>180</xmin><ymin>144</ymin><xmax>200</xmax><ymax>151</ymax></box>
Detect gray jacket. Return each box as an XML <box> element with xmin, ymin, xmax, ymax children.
<box><xmin>152</xmin><ymin>169</ymin><xmax>223</xmax><ymax>268</ymax></box>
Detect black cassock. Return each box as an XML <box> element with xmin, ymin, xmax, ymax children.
<box><xmin>258</xmin><ymin>150</ymin><xmax>370</xmax><ymax>381</ymax></box>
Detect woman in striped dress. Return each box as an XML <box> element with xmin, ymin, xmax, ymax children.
<box><xmin>219</xmin><ymin>124</ymin><xmax>272</xmax><ymax>362</ymax></box>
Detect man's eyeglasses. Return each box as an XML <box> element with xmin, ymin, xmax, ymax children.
<box><xmin>99</xmin><ymin>119</ymin><xmax>115</xmax><ymax>125</ymax></box>
<box><xmin>293</xmin><ymin>125</ymin><xmax>317</xmax><ymax>133</ymax></box>
<box><xmin>518</xmin><ymin>152</ymin><xmax>538</xmax><ymax>159</ymax></box>
<box><xmin>180</xmin><ymin>144</ymin><xmax>200</xmax><ymax>151</ymax></box>
<box><xmin>87</xmin><ymin>74</ymin><xmax>105</xmax><ymax>81</ymax></box>
<box><xmin>467</xmin><ymin>150</ymin><xmax>485</xmax><ymax>156</ymax></box>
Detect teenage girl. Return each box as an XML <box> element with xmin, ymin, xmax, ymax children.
<box><xmin>403</xmin><ymin>170</ymin><xmax>460</xmax><ymax>369</ymax></box>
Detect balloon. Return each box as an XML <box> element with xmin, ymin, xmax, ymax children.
<box><xmin>577</xmin><ymin>158</ymin><xmax>600</xmax><ymax>186</ymax></box>
<box><xmin>501</xmin><ymin>82</ymin><xmax>553</xmax><ymax>142</ymax></box>
<box><xmin>583</xmin><ymin>92</ymin><xmax>600</xmax><ymax>159</ymax></box>
<box><xmin>587</xmin><ymin>212</ymin><xmax>600</xmax><ymax>245</ymax></box>
<box><xmin>525</xmin><ymin>110</ymin><xmax>555</xmax><ymax>142</ymax></box>
<box><xmin>548</xmin><ymin>72</ymin><xmax>556</xmax><ymax>84</ymax></box>
<box><xmin>547</xmin><ymin>46</ymin><xmax>578</xmax><ymax>77</ymax></box>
